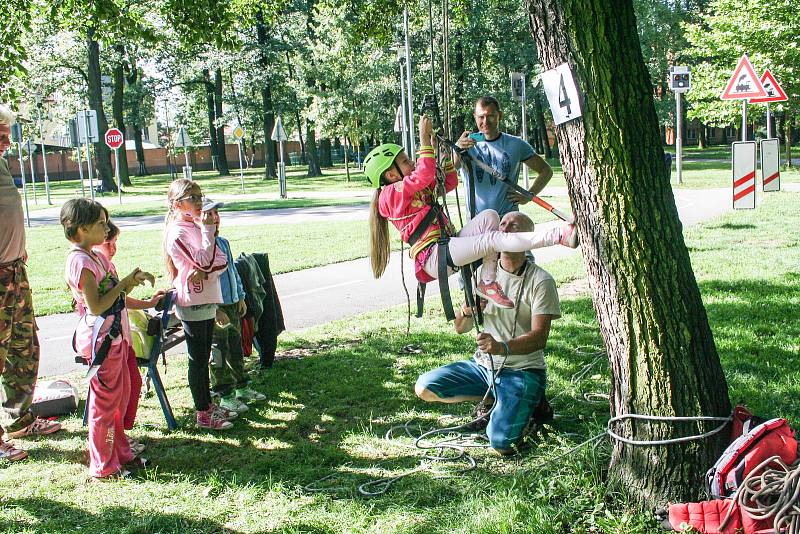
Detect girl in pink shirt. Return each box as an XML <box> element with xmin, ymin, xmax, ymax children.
<box><xmin>367</xmin><ymin>116</ymin><xmax>577</xmax><ymax>309</ymax></box>
<box><xmin>162</xmin><ymin>179</ymin><xmax>234</xmax><ymax>430</ymax></box>
<box><xmin>61</xmin><ymin>199</ymin><xmax>154</xmax><ymax>479</ymax></box>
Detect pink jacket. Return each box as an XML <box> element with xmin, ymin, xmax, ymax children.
<box><xmin>378</xmin><ymin>155</ymin><xmax>458</xmax><ymax>258</ymax></box>
<box><xmin>164</xmin><ymin>220</ymin><xmax>228</xmax><ymax>307</ymax></box>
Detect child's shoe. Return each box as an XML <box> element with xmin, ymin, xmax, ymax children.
<box><xmin>220</xmin><ymin>394</ymin><xmax>248</xmax><ymax>413</ymax></box>
<box><xmin>476</xmin><ymin>280</ymin><xmax>515</xmax><ymax>309</ymax></box>
<box><xmin>212</xmin><ymin>403</ymin><xmax>239</xmax><ymax>422</ymax></box>
<box><xmin>0</xmin><ymin>440</ymin><xmax>27</xmax><ymax>462</ymax></box>
<box><xmin>127</xmin><ymin>437</ymin><xmax>146</xmax><ymax>456</ymax></box>
<box><xmin>196</xmin><ymin>407</ymin><xmax>233</xmax><ymax>430</ymax></box>
<box><xmin>559</xmin><ymin>224</ymin><xmax>579</xmax><ymax>248</ymax></box>
<box><xmin>235</xmin><ymin>387</ymin><xmax>266</xmax><ymax>402</ymax></box>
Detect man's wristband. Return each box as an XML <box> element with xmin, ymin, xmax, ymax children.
<box><xmin>500</xmin><ymin>341</ymin><xmax>510</xmax><ymax>355</ymax></box>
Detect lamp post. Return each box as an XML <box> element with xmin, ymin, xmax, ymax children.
<box><xmin>36</xmin><ymin>95</ymin><xmax>52</xmax><ymax>204</ymax></box>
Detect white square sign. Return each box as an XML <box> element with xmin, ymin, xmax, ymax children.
<box><xmin>541</xmin><ymin>63</ymin><xmax>582</xmax><ymax>125</ymax></box>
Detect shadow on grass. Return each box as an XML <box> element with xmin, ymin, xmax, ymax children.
<box><xmin>1</xmin><ymin>496</ymin><xmax>235</xmax><ymax>533</ymax></box>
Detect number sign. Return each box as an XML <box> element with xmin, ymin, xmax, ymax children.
<box><xmin>541</xmin><ymin>63</ymin><xmax>582</xmax><ymax>125</ymax></box>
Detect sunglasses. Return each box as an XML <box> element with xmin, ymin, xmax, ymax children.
<box><xmin>177</xmin><ymin>194</ymin><xmax>203</xmax><ymax>203</ymax></box>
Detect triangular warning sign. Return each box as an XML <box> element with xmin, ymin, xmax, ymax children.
<box><xmin>720</xmin><ymin>55</ymin><xmax>767</xmax><ymax>100</ymax></box>
<box><xmin>749</xmin><ymin>69</ymin><xmax>788</xmax><ymax>103</ymax></box>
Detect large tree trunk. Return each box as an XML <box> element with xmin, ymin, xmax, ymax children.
<box><xmin>526</xmin><ymin>0</ymin><xmax>731</xmax><ymax>507</ymax></box>
<box><xmin>124</xmin><ymin>65</ymin><xmax>149</xmax><ymax>176</ymax></box>
<box><xmin>112</xmin><ymin>45</ymin><xmax>131</xmax><ymax>186</ymax></box>
<box><xmin>255</xmin><ymin>9</ymin><xmax>278</xmax><ymax>179</ymax></box>
<box><xmin>305</xmin><ymin>121</ymin><xmax>322</xmax><ymax>176</ymax></box>
<box><xmin>203</xmin><ymin>69</ymin><xmax>219</xmax><ymax>172</ymax></box>
<box><xmin>214</xmin><ymin>68</ymin><xmax>230</xmax><ymax>176</ymax></box>
<box><xmin>87</xmin><ymin>29</ymin><xmax>116</xmax><ymax>192</ymax></box>
<box><xmin>319</xmin><ymin>138</ymin><xmax>332</xmax><ymax>167</ymax></box>
<box><xmin>698</xmin><ymin>122</ymin><xmax>707</xmax><ymax>149</ymax></box>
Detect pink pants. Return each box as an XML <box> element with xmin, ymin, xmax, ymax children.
<box><xmin>124</xmin><ymin>345</ymin><xmax>141</xmax><ymax>431</ymax></box>
<box><xmin>88</xmin><ymin>340</ymin><xmax>134</xmax><ymax>478</ymax></box>
<box><xmin>423</xmin><ymin>210</ymin><xmax>562</xmax><ymax>282</ymax></box>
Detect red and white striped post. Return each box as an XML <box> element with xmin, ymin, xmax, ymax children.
<box><xmin>732</xmin><ymin>141</ymin><xmax>756</xmax><ymax>210</ymax></box>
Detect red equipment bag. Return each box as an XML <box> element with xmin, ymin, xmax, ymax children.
<box><xmin>705</xmin><ymin>417</ymin><xmax>797</xmax><ymax>499</ymax></box>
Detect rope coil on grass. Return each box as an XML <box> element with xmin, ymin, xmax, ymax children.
<box><xmin>719</xmin><ymin>455</ymin><xmax>800</xmax><ymax>534</ymax></box>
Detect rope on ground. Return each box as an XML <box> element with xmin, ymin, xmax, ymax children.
<box><xmin>607</xmin><ymin>413</ymin><xmax>732</xmax><ymax>446</ymax></box>
<box><xmin>719</xmin><ymin>456</ymin><xmax>800</xmax><ymax>534</ymax></box>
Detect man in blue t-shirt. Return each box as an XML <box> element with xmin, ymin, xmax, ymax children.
<box><xmin>455</xmin><ymin>95</ymin><xmax>553</xmax><ymax>217</ymax></box>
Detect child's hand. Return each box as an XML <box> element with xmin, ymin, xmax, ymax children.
<box><xmin>122</xmin><ymin>268</ymin><xmax>144</xmax><ymax>291</ymax></box>
<box><xmin>147</xmin><ymin>289</ymin><xmax>167</xmax><ymax>308</ymax></box>
<box><xmin>200</xmin><ymin>210</ymin><xmax>214</xmax><ymax>226</ymax></box>
<box><xmin>215</xmin><ymin>309</ymin><xmax>230</xmax><ymax>327</ymax></box>
<box><xmin>238</xmin><ymin>299</ymin><xmax>247</xmax><ymax>317</ymax></box>
<box><xmin>418</xmin><ymin>115</ymin><xmax>433</xmax><ymax>146</ymax></box>
<box><xmin>188</xmin><ymin>268</ymin><xmax>208</xmax><ymax>283</ymax></box>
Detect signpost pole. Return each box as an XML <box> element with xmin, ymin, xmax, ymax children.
<box><xmin>238</xmin><ymin>139</ymin><xmax>245</xmax><ymax>193</ymax></box>
<box><xmin>676</xmin><ymin>92</ymin><xmax>683</xmax><ymax>185</ymax></box>
<box><xmin>766</xmin><ymin>103</ymin><xmax>772</xmax><ymax>139</ymax></box>
<box><xmin>75</xmin><ymin>143</ymin><xmax>86</xmax><ymax>197</ymax></box>
<box><xmin>115</xmin><ymin>147</ymin><xmax>122</xmax><ymax>204</ymax></box>
<box><xmin>26</xmin><ymin>139</ymin><xmax>38</xmax><ymax>204</ymax></box>
<box><xmin>741</xmin><ymin>100</ymin><xmax>747</xmax><ymax>142</ymax></box>
<box><xmin>15</xmin><ymin>137</ymin><xmax>30</xmax><ymax>227</ymax></box>
<box><xmin>279</xmin><ymin>139</ymin><xmax>286</xmax><ymax>199</ymax></box>
<box><xmin>521</xmin><ymin>75</ymin><xmax>529</xmax><ymax>189</ymax></box>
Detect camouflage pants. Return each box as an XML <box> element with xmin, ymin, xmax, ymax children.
<box><xmin>210</xmin><ymin>303</ymin><xmax>248</xmax><ymax>396</ymax></box>
<box><xmin>0</xmin><ymin>260</ymin><xmax>40</xmax><ymax>438</ymax></box>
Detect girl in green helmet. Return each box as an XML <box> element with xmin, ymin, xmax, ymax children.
<box><xmin>366</xmin><ymin>116</ymin><xmax>575</xmax><ymax>309</ymax></box>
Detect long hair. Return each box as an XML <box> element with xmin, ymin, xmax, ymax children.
<box><xmin>369</xmin><ymin>187</ymin><xmax>390</xmax><ymax>278</ymax></box>
<box><xmin>163</xmin><ymin>178</ymin><xmax>199</xmax><ymax>281</ymax></box>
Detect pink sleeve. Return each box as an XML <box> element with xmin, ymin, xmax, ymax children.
<box><xmin>67</xmin><ymin>252</ymin><xmax>103</xmax><ymax>293</ymax></box>
<box><xmin>398</xmin><ymin>157</ymin><xmax>437</xmax><ymax>199</ymax></box>
<box><xmin>167</xmin><ymin>223</ymin><xmax>222</xmax><ymax>271</ymax></box>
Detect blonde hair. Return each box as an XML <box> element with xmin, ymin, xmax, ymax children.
<box><xmin>163</xmin><ymin>178</ymin><xmax>200</xmax><ymax>280</ymax></box>
<box><xmin>369</xmin><ymin>188</ymin><xmax>390</xmax><ymax>278</ymax></box>
<box><xmin>0</xmin><ymin>105</ymin><xmax>16</xmax><ymax>126</ymax></box>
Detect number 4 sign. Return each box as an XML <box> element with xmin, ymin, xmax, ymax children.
<box><xmin>541</xmin><ymin>63</ymin><xmax>583</xmax><ymax>126</ymax></box>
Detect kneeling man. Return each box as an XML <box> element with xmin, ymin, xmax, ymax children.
<box><xmin>415</xmin><ymin>211</ymin><xmax>561</xmax><ymax>455</ymax></box>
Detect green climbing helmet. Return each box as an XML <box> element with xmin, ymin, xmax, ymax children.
<box><xmin>363</xmin><ymin>143</ymin><xmax>404</xmax><ymax>188</ymax></box>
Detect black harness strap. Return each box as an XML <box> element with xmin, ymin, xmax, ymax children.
<box><xmin>407</xmin><ymin>203</ymin><xmax>457</xmax><ymax>321</ymax></box>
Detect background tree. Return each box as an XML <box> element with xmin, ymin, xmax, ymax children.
<box><xmin>526</xmin><ymin>0</ymin><xmax>731</xmax><ymax>507</ymax></box>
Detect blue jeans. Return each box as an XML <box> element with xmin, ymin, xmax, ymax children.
<box><xmin>416</xmin><ymin>360</ymin><xmax>546</xmax><ymax>450</ymax></box>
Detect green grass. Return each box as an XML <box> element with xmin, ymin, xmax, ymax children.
<box><xmin>21</xmin><ymin>164</ymin><xmax>373</xmax><ymax>211</ymax></box>
<box><xmin>3</xmin><ymin>191</ymin><xmax>799</xmax><ymax>532</ymax></box>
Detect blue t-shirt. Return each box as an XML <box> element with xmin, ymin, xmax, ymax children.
<box><xmin>459</xmin><ymin>133</ymin><xmax>536</xmax><ymax>217</ymax></box>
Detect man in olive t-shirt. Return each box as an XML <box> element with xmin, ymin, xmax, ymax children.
<box><xmin>415</xmin><ymin>211</ymin><xmax>560</xmax><ymax>455</ymax></box>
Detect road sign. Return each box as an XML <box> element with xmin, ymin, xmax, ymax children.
<box><xmin>394</xmin><ymin>105</ymin><xmax>404</xmax><ymax>133</ymax></box>
<box><xmin>732</xmin><ymin>141</ymin><xmax>756</xmax><ymax>209</ymax></box>
<box><xmin>68</xmin><ymin>119</ymin><xmax>79</xmax><ymax>148</ymax></box>
<box><xmin>669</xmin><ymin>66</ymin><xmax>691</xmax><ymax>93</ymax></box>
<box><xmin>541</xmin><ymin>63</ymin><xmax>582</xmax><ymax>126</ymax></box>
<box><xmin>175</xmin><ymin>126</ymin><xmax>192</xmax><ymax>148</ymax></box>
<box><xmin>761</xmin><ymin>138</ymin><xmax>780</xmax><ymax>192</ymax></box>
<box><xmin>104</xmin><ymin>128</ymin><xmax>124</xmax><ymax>150</ymax></box>
<box><xmin>232</xmin><ymin>125</ymin><xmax>245</xmax><ymax>140</ymax></box>
<box><xmin>10</xmin><ymin>123</ymin><xmax>22</xmax><ymax>143</ymax></box>
<box><xmin>76</xmin><ymin>110</ymin><xmax>99</xmax><ymax>143</ymax></box>
<box><xmin>721</xmin><ymin>55</ymin><xmax>767</xmax><ymax>100</ymax></box>
<box><xmin>271</xmin><ymin>117</ymin><xmax>288</xmax><ymax>142</ymax></box>
<box><xmin>511</xmin><ymin>72</ymin><xmax>525</xmax><ymax>101</ymax></box>
<box><xmin>749</xmin><ymin>69</ymin><xmax>788</xmax><ymax>104</ymax></box>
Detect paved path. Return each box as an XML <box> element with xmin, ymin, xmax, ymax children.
<box><xmin>37</xmin><ymin>187</ymin><xmax>733</xmax><ymax>378</ymax></box>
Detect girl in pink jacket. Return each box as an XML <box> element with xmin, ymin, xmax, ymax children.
<box><xmin>367</xmin><ymin>116</ymin><xmax>576</xmax><ymax>309</ymax></box>
<box><xmin>163</xmin><ymin>179</ymin><xmax>235</xmax><ymax>430</ymax></box>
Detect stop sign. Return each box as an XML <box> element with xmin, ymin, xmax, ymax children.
<box><xmin>104</xmin><ymin>128</ymin><xmax>124</xmax><ymax>150</ymax></box>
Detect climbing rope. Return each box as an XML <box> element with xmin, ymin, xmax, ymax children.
<box><xmin>719</xmin><ymin>456</ymin><xmax>800</xmax><ymax>534</ymax></box>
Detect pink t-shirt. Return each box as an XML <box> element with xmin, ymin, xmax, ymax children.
<box><xmin>65</xmin><ymin>247</ymin><xmax>131</xmax><ymax>360</ymax></box>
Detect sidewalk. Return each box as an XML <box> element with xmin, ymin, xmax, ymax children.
<box><xmin>36</xmin><ymin>187</ymin><xmax>733</xmax><ymax>377</ymax></box>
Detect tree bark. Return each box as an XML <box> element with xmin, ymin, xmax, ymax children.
<box><xmin>214</xmin><ymin>68</ymin><xmax>230</xmax><ymax>176</ymax></box>
<box><xmin>319</xmin><ymin>138</ymin><xmax>332</xmax><ymax>167</ymax></box>
<box><xmin>203</xmin><ymin>69</ymin><xmax>220</xmax><ymax>172</ymax></box>
<box><xmin>305</xmin><ymin>121</ymin><xmax>322</xmax><ymax>176</ymax></box>
<box><xmin>112</xmin><ymin>45</ymin><xmax>131</xmax><ymax>186</ymax></box>
<box><xmin>255</xmin><ymin>9</ymin><xmax>277</xmax><ymax>179</ymax></box>
<box><xmin>526</xmin><ymin>0</ymin><xmax>731</xmax><ymax>507</ymax></box>
<box><xmin>698</xmin><ymin>123</ymin><xmax>707</xmax><ymax>149</ymax></box>
<box><xmin>87</xmin><ymin>28</ymin><xmax>116</xmax><ymax>192</ymax></box>
<box><xmin>124</xmin><ymin>65</ymin><xmax>149</xmax><ymax>176</ymax></box>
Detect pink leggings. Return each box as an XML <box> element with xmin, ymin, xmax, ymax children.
<box><xmin>88</xmin><ymin>340</ymin><xmax>135</xmax><ymax>477</ymax></box>
<box><xmin>124</xmin><ymin>345</ymin><xmax>142</xmax><ymax>431</ymax></box>
<box><xmin>423</xmin><ymin>210</ymin><xmax>561</xmax><ymax>282</ymax></box>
